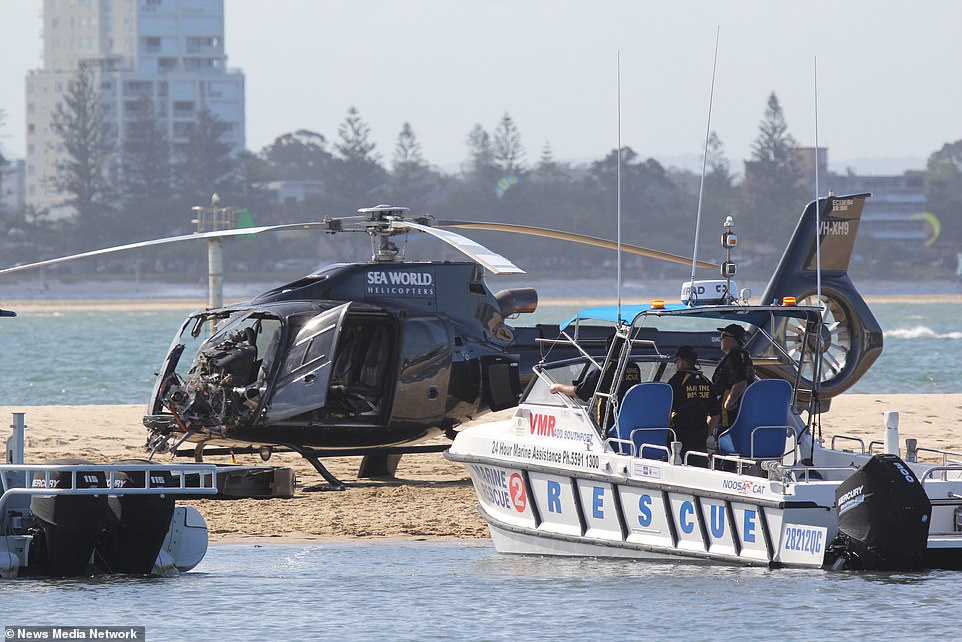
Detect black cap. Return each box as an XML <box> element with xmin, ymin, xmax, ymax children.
<box><xmin>674</xmin><ymin>345</ymin><xmax>698</xmax><ymax>364</ymax></box>
<box><xmin>718</xmin><ymin>323</ymin><xmax>746</xmax><ymax>346</ymax></box>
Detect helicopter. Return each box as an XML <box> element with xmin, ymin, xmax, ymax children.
<box><xmin>0</xmin><ymin>196</ymin><xmax>881</xmax><ymax>485</ymax></box>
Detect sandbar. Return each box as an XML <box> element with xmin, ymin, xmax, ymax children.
<box><xmin>2</xmin><ymin>394</ymin><xmax>960</xmax><ymax>543</ymax></box>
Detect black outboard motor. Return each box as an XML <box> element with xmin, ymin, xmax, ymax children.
<box><xmin>828</xmin><ymin>454</ymin><xmax>931</xmax><ymax>570</ymax></box>
<box><xmin>29</xmin><ymin>459</ymin><xmax>108</xmax><ymax>577</ymax></box>
<box><xmin>95</xmin><ymin>460</ymin><xmax>178</xmax><ymax>575</ymax></box>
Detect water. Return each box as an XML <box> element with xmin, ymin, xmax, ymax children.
<box><xmin>2</xmin><ymin>541</ymin><xmax>960</xmax><ymax>640</ymax></box>
<box><xmin>0</xmin><ymin>301</ymin><xmax>957</xmax><ymax>405</ymax></box>
<box><xmin>1</xmin><ymin>296</ymin><xmax>960</xmax><ymax>635</ymax></box>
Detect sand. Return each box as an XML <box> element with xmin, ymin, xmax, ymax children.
<box><xmin>3</xmin><ymin>394</ymin><xmax>961</xmax><ymax>544</ymax></box>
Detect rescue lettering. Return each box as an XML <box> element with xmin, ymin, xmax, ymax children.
<box><xmin>637</xmin><ymin>495</ymin><xmax>653</xmax><ymax>527</ymax></box>
<box><xmin>547</xmin><ymin>480</ymin><xmax>562</xmax><ymax>513</ymax></box>
<box><xmin>592</xmin><ymin>486</ymin><xmax>605</xmax><ymax>519</ymax></box>
<box><xmin>679</xmin><ymin>500</ymin><xmax>695</xmax><ymax>534</ymax></box>
<box><xmin>709</xmin><ymin>504</ymin><xmax>725</xmax><ymax>538</ymax></box>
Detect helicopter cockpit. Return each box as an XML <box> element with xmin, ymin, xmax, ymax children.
<box><xmin>144</xmin><ymin>301</ymin><xmax>398</xmax><ymax>450</ymax></box>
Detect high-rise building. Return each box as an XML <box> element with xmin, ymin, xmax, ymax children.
<box><xmin>24</xmin><ymin>0</ymin><xmax>245</xmax><ymax>210</ymax></box>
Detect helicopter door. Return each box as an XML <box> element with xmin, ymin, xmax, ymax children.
<box><xmin>268</xmin><ymin>303</ymin><xmax>351</xmax><ymax>422</ymax></box>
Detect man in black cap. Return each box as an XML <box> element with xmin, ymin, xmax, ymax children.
<box><xmin>667</xmin><ymin>345</ymin><xmax>712</xmax><ymax>463</ymax></box>
<box><xmin>709</xmin><ymin>323</ymin><xmax>754</xmax><ymax>442</ymax></box>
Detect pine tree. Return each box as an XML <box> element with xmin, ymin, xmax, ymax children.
<box><xmin>391</xmin><ymin>122</ymin><xmax>434</xmax><ymax>206</ymax></box>
<box><xmin>741</xmin><ymin>92</ymin><xmax>807</xmax><ymax>244</ymax></box>
<box><xmin>533</xmin><ymin>139</ymin><xmax>570</xmax><ymax>184</ymax></box>
<box><xmin>492</xmin><ymin>111</ymin><xmax>525</xmax><ymax>175</ymax></box>
<box><xmin>329</xmin><ymin>106</ymin><xmax>387</xmax><ymax>203</ymax></box>
<box><xmin>463</xmin><ymin>123</ymin><xmax>497</xmax><ymax>188</ymax></box>
<box><xmin>174</xmin><ymin>107</ymin><xmax>236</xmax><ymax>205</ymax></box>
<box><xmin>122</xmin><ymin>95</ymin><xmax>172</xmax><ymax>203</ymax></box>
<box><xmin>49</xmin><ymin>63</ymin><xmax>116</xmax><ymax>230</ymax></box>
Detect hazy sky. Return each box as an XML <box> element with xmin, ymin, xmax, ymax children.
<box><xmin>2</xmin><ymin>0</ymin><xmax>960</xmax><ymax>175</ymax></box>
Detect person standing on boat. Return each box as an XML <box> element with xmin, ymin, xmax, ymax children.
<box><xmin>709</xmin><ymin>324</ymin><xmax>754</xmax><ymax>440</ymax></box>
<box><xmin>667</xmin><ymin>346</ymin><xmax>712</xmax><ymax>463</ymax></box>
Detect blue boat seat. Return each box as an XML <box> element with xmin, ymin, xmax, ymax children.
<box><xmin>608</xmin><ymin>382</ymin><xmax>674</xmax><ymax>459</ymax></box>
<box><xmin>717</xmin><ymin>379</ymin><xmax>793</xmax><ymax>459</ymax></box>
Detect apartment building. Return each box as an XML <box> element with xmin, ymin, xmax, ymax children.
<box><xmin>25</xmin><ymin>0</ymin><xmax>245</xmax><ymax>210</ymax></box>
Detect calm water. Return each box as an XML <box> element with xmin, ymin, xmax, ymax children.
<box><xmin>0</xmin><ymin>300</ymin><xmax>957</xmax><ymax>405</ymax></box>
<box><xmin>2</xmin><ymin>541</ymin><xmax>961</xmax><ymax>641</ymax></box>
<box><xmin>1</xmin><ymin>295</ymin><xmax>961</xmax><ymax>636</ymax></box>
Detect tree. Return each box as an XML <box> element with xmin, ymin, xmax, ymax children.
<box><xmin>740</xmin><ymin>92</ymin><xmax>807</xmax><ymax>244</ymax></box>
<box><xmin>390</xmin><ymin>122</ymin><xmax>435</xmax><ymax>207</ymax></box>
<box><xmin>492</xmin><ymin>111</ymin><xmax>525</xmax><ymax>175</ymax></box>
<box><xmin>49</xmin><ymin>63</ymin><xmax>116</xmax><ymax>233</ymax></box>
<box><xmin>705</xmin><ymin>131</ymin><xmax>733</xmax><ymax>188</ymax></box>
<box><xmin>260</xmin><ymin>129</ymin><xmax>331</xmax><ymax>181</ymax></box>
<box><xmin>122</xmin><ymin>95</ymin><xmax>172</xmax><ymax>203</ymax></box>
<box><xmin>328</xmin><ymin>106</ymin><xmax>387</xmax><ymax>204</ymax></box>
<box><xmin>463</xmin><ymin>123</ymin><xmax>498</xmax><ymax>189</ymax></box>
<box><xmin>174</xmin><ymin>107</ymin><xmax>236</xmax><ymax>205</ymax></box>
<box><xmin>925</xmin><ymin>140</ymin><xmax>962</xmax><ymax>247</ymax></box>
<box><xmin>532</xmin><ymin>140</ymin><xmax>569</xmax><ymax>184</ymax></box>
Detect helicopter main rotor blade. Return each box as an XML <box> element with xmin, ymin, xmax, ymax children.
<box><xmin>0</xmin><ymin>221</ymin><xmax>338</xmax><ymax>276</ymax></box>
<box><xmin>435</xmin><ymin>220</ymin><xmax>717</xmax><ymax>269</ymax></box>
<box><xmin>393</xmin><ymin>220</ymin><xmax>525</xmax><ymax>275</ymax></box>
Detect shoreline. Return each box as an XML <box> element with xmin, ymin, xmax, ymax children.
<box><xmin>3</xmin><ymin>395</ymin><xmax>962</xmax><ymax>544</ymax></box>
<box><xmin>2</xmin><ymin>292</ymin><xmax>961</xmax><ymax>313</ymax></box>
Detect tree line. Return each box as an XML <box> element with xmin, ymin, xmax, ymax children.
<box><xmin>1</xmin><ymin>63</ymin><xmax>959</xmax><ymax>279</ymax></box>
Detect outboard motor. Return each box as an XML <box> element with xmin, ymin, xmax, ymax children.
<box><xmin>28</xmin><ymin>459</ymin><xmax>108</xmax><ymax>577</ymax></box>
<box><xmin>95</xmin><ymin>460</ymin><xmax>178</xmax><ymax>575</ymax></box>
<box><xmin>828</xmin><ymin>454</ymin><xmax>931</xmax><ymax>570</ymax></box>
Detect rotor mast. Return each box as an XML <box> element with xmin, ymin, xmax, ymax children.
<box><xmin>359</xmin><ymin>205</ymin><xmax>411</xmax><ymax>263</ymax></box>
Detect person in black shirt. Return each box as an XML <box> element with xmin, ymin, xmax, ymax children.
<box><xmin>667</xmin><ymin>345</ymin><xmax>712</xmax><ymax>461</ymax></box>
<box><xmin>549</xmin><ymin>334</ymin><xmax>641</xmax><ymax>427</ymax></box>
<box><xmin>709</xmin><ymin>323</ymin><xmax>754</xmax><ymax>440</ymax></box>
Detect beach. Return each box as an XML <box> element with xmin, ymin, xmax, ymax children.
<box><xmin>3</xmin><ymin>394</ymin><xmax>961</xmax><ymax>543</ymax></box>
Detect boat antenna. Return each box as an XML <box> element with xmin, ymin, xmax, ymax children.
<box><xmin>811</xmin><ymin>56</ymin><xmax>824</xmax><ymax>449</ymax></box>
<box><xmin>813</xmin><ymin>57</ymin><xmax>823</xmax><ymax>317</ymax></box>
<box><xmin>616</xmin><ymin>50</ymin><xmax>623</xmax><ymax>323</ymax></box>
<box><xmin>688</xmin><ymin>27</ymin><xmax>721</xmax><ymax>305</ymax></box>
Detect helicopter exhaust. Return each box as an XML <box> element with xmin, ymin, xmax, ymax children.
<box><xmin>495</xmin><ymin>288</ymin><xmax>538</xmax><ymax>317</ymax></box>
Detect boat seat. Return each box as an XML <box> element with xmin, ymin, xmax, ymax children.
<box><xmin>717</xmin><ymin>379</ymin><xmax>793</xmax><ymax>459</ymax></box>
<box><xmin>608</xmin><ymin>382</ymin><xmax>673</xmax><ymax>459</ymax></box>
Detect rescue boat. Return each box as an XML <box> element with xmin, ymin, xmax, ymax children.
<box><xmin>447</xmin><ymin>301</ymin><xmax>962</xmax><ymax>569</ymax></box>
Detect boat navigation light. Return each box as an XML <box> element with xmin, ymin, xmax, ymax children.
<box><xmin>782</xmin><ymin>296</ymin><xmax>797</xmax><ymax>306</ymax></box>
<box><xmin>651</xmin><ymin>299</ymin><xmax>666</xmax><ymax>309</ymax></box>
<box><xmin>740</xmin><ymin>288</ymin><xmax>752</xmax><ymax>304</ymax></box>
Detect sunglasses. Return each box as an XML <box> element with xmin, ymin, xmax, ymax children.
<box><xmin>720</xmin><ymin>333</ymin><xmax>735</xmax><ymax>339</ymax></box>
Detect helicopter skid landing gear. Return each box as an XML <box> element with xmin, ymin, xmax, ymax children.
<box><xmin>292</xmin><ymin>447</ymin><xmax>346</xmax><ymax>491</ymax></box>
<box><xmin>357</xmin><ymin>453</ymin><xmax>402</xmax><ymax>479</ymax></box>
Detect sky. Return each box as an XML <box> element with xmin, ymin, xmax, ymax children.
<box><xmin>2</xmin><ymin>0</ymin><xmax>961</xmax><ymax>175</ymax></box>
